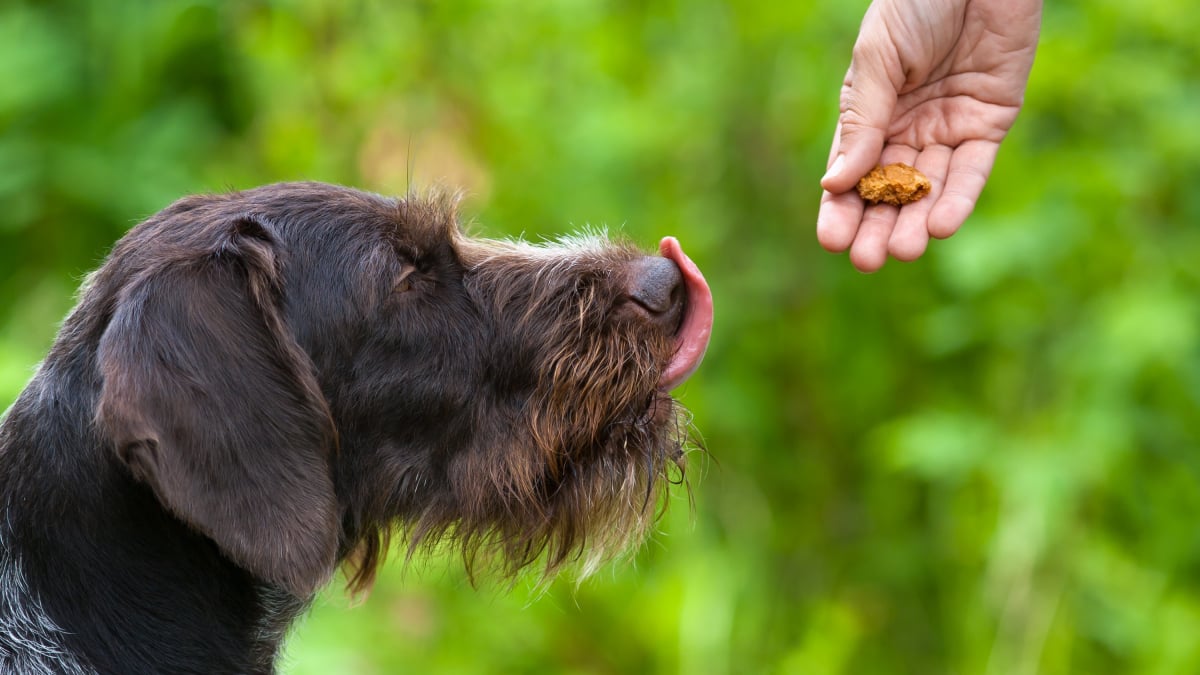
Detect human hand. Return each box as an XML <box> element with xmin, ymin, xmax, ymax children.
<box><xmin>817</xmin><ymin>0</ymin><xmax>1042</xmax><ymax>272</ymax></box>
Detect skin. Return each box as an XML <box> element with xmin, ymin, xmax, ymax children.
<box><xmin>817</xmin><ymin>0</ymin><xmax>1043</xmax><ymax>272</ymax></box>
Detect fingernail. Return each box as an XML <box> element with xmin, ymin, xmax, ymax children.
<box><xmin>822</xmin><ymin>154</ymin><xmax>844</xmax><ymax>182</ymax></box>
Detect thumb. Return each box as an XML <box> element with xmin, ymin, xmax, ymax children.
<box><xmin>821</xmin><ymin>50</ymin><xmax>897</xmax><ymax>194</ymax></box>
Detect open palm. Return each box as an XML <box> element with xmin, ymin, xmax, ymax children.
<box><xmin>817</xmin><ymin>0</ymin><xmax>1042</xmax><ymax>272</ymax></box>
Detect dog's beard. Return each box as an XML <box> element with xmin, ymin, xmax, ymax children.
<box><xmin>406</xmin><ymin>297</ymin><xmax>687</xmax><ymax>585</ymax></box>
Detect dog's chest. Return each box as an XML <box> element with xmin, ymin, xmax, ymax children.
<box><xmin>250</xmin><ymin>585</ymin><xmax>309</xmax><ymax>672</ymax></box>
<box><xmin>0</xmin><ymin>544</ymin><xmax>95</xmax><ymax>675</ymax></box>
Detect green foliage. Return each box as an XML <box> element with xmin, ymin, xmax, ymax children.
<box><xmin>3</xmin><ymin>1</ymin><xmax>1199</xmax><ymax>672</ymax></box>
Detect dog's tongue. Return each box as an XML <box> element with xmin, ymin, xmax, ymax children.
<box><xmin>658</xmin><ymin>237</ymin><xmax>713</xmax><ymax>390</ymax></box>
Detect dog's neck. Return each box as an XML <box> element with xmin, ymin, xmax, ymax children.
<box><xmin>0</xmin><ymin>357</ymin><xmax>307</xmax><ymax>674</ymax></box>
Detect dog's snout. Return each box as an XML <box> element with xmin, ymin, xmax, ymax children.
<box><xmin>625</xmin><ymin>257</ymin><xmax>685</xmax><ymax>329</ymax></box>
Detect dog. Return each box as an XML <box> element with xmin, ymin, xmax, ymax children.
<box><xmin>0</xmin><ymin>182</ymin><xmax>712</xmax><ymax>674</ymax></box>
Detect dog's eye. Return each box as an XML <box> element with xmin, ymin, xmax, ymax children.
<box><xmin>395</xmin><ymin>267</ymin><xmax>416</xmax><ymax>293</ymax></box>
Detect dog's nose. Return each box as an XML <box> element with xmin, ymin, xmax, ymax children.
<box><xmin>626</xmin><ymin>257</ymin><xmax>685</xmax><ymax>330</ymax></box>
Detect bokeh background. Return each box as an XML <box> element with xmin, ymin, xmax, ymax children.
<box><xmin>3</xmin><ymin>1</ymin><xmax>1199</xmax><ymax>673</ymax></box>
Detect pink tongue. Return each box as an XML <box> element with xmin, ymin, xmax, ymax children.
<box><xmin>658</xmin><ymin>237</ymin><xmax>713</xmax><ymax>390</ymax></box>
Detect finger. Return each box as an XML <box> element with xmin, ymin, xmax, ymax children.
<box><xmin>928</xmin><ymin>140</ymin><xmax>1000</xmax><ymax>239</ymax></box>
<box><xmin>817</xmin><ymin>188</ymin><xmax>865</xmax><ymax>252</ymax></box>
<box><xmin>888</xmin><ymin>144</ymin><xmax>952</xmax><ymax>261</ymax></box>
<box><xmin>820</xmin><ymin>48</ymin><xmax>899</xmax><ymax>194</ymax></box>
<box><xmin>820</xmin><ymin>119</ymin><xmax>849</xmax><ymax>187</ymax></box>
<box><xmin>816</xmin><ymin>123</ymin><xmax>862</xmax><ymax>253</ymax></box>
<box><xmin>849</xmin><ymin>203</ymin><xmax>898</xmax><ymax>273</ymax></box>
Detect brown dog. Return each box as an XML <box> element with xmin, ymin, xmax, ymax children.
<box><xmin>0</xmin><ymin>182</ymin><xmax>712</xmax><ymax>674</ymax></box>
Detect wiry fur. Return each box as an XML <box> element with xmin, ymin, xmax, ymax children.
<box><xmin>0</xmin><ymin>182</ymin><xmax>697</xmax><ymax>673</ymax></box>
<box><xmin>0</xmin><ymin>542</ymin><xmax>92</xmax><ymax>675</ymax></box>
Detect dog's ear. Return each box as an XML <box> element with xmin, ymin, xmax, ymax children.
<box><xmin>96</xmin><ymin>216</ymin><xmax>339</xmax><ymax>597</ymax></box>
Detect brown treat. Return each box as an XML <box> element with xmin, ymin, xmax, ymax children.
<box><xmin>855</xmin><ymin>163</ymin><xmax>931</xmax><ymax>206</ymax></box>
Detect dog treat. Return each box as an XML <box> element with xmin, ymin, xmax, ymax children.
<box><xmin>855</xmin><ymin>163</ymin><xmax>931</xmax><ymax>206</ymax></box>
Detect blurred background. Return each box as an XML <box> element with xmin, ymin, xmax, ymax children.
<box><xmin>2</xmin><ymin>0</ymin><xmax>1199</xmax><ymax>673</ymax></box>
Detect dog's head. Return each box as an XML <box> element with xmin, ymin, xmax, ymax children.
<box><xmin>88</xmin><ymin>182</ymin><xmax>712</xmax><ymax>596</ymax></box>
